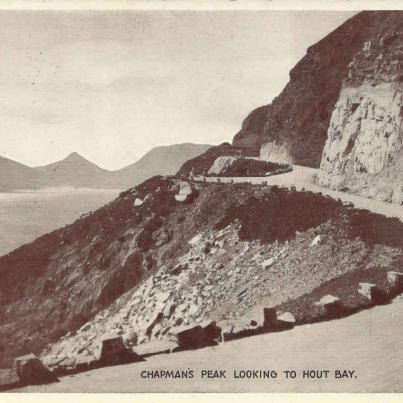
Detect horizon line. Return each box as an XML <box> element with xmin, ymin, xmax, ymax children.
<box><xmin>0</xmin><ymin>141</ymin><xmax>217</xmax><ymax>172</ymax></box>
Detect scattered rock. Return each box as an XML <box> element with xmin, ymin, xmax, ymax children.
<box><xmin>315</xmin><ymin>295</ymin><xmax>345</xmax><ymax>317</ymax></box>
<box><xmin>262</xmin><ymin>258</ymin><xmax>275</xmax><ymax>269</ymax></box>
<box><xmin>358</xmin><ymin>282</ymin><xmax>388</xmax><ymax>303</ymax></box>
<box><xmin>316</xmin><ymin>295</ymin><xmax>340</xmax><ymax>305</ymax></box>
<box><xmin>387</xmin><ymin>271</ymin><xmax>403</xmax><ymax>289</ymax></box>
<box><xmin>208</xmin><ymin>156</ymin><xmax>239</xmax><ymax>176</ymax></box>
<box><xmin>175</xmin><ymin>321</ymin><xmax>221</xmax><ymax>349</ymax></box>
<box><xmin>124</xmin><ymin>332</ymin><xmax>138</xmax><ymax>347</ymax></box>
<box><xmin>13</xmin><ymin>354</ymin><xmax>59</xmax><ymax>386</ymax></box>
<box><xmin>277</xmin><ymin>312</ymin><xmax>296</xmax><ymax>324</ymax></box>
<box><xmin>175</xmin><ymin>181</ymin><xmax>194</xmax><ymax>202</ymax></box>
<box><xmin>189</xmin><ymin>234</ymin><xmax>202</xmax><ymax>245</ymax></box>
<box><xmin>310</xmin><ymin>235</ymin><xmax>321</xmax><ymax>247</ymax></box>
<box><xmin>134</xmin><ymin>198</ymin><xmax>144</xmax><ymax>207</ymax></box>
<box><xmin>99</xmin><ymin>337</ymin><xmax>144</xmax><ymax>366</ymax></box>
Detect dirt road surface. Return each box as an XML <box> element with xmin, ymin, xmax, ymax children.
<box><xmin>16</xmin><ymin>296</ymin><xmax>403</xmax><ymax>393</ymax></box>
<box><xmin>195</xmin><ymin>166</ymin><xmax>403</xmax><ymax>221</ymax></box>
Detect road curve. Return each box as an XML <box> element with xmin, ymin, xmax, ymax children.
<box><xmin>193</xmin><ymin>165</ymin><xmax>403</xmax><ymax>221</ymax></box>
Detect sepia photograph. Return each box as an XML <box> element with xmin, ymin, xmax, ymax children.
<box><xmin>0</xmin><ymin>1</ymin><xmax>403</xmax><ymax>395</ymax></box>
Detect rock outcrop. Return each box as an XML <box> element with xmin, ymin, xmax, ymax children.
<box><xmin>208</xmin><ymin>156</ymin><xmax>239</xmax><ymax>176</ymax></box>
<box><xmin>13</xmin><ymin>354</ymin><xmax>58</xmax><ymax>386</ymax></box>
<box><xmin>177</xmin><ymin>143</ymin><xmax>252</xmax><ymax>179</ymax></box>
<box><xmin>232</xmin><ymin>11</ymin><xmax>403</xmax><ymax>168</ymax></box>
<box><xmin>99</xmin><ymin>336</ymin><xmax>144</xmax><ymax>366</ymax></box>
<box><xmin>174</xmin><ymin>181</ymin><xmax>194</xmax><ymax>202</ymax></box>
<box><xmin>317</xmin><ymin>27</ymin><xmax>403</xmax><ymax>202</ymax></box>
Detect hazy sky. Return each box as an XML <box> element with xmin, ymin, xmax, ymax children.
<box><xmin>0</xmin><ymin>10</ymin><xmax>356</xmax><ymax>170</ymax></box>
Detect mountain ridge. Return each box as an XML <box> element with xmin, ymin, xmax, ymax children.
<box><xmin>0</xmin><ymin>143</ymin><xmax>213</xmax><ymax>191</ymax></box>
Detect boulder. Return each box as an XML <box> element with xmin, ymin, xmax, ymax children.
<box><xmin>310</xmin><ymin>235</ymin><xmax>321</xmax><ymax>247</ymax></box>
<box><xmin>124</xmin><ymin>331</ymin><xmax>138</xmax><ymax>347</ymax></box>
<box><xmin>133</xmin><ymin>198</ymin><xmax>144</xmax><ymax>207</ymax></box>
<box><xmin>263</xmin><ymin>309</ymin><xmax>295</xmax><ymax>331</ymax></box>
<box><xmin>262</xmin><ymin>258</ymin><xmax>275</xmax><ymax>269</ymax></box>
<box><xmin>175</xmin><ymin>181</ymin><xmax>194</xmax><ymax>202</ymax></box>
<box><xmin>315</xmin><ymin>295</ymin><xmax>345</xmax><ymax>317</ymax></box>
<box><xmin>316</xmin><ymin>294</ymin><xmax>340</xmax><ymax>305</ymax></box>
<box><xmin>263</xmin><ymin>308</ymin><xmax>277</xmax><ymax>329</ymax></box>
<box><xmin>277</xmin><ymin>312</ymin><xmax>296</xmax><ymax>325</ymax></box>
<box><xmin>99</xmin><ymin>336</ymin><xmax>145</xmax><ymax>366</ymax></box>
<box><xmin>175</xmin><ymin>321</ymin><xmax>221</xmax><ymax>350</ymax></box>
<box><xmin>13</xmin><ymin>354</ymin><xmax>59</xmax><ymax>385</ymax></box>
<box><xmin>208</xmin><ymin>156</ymin><xmax>238</xmax><ymax>176</ymax></box>
<box><xmin>387</xmin><ymin>271</ymin><xmax>403</xmax><ymax>289</ymax></box>
<box><xmin>358</xmin><ymin>282</ymin><xmax>388</xmax><ymax>303</ymax></box>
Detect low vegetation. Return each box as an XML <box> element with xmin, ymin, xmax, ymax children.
<box><xmin>2</xmin><ymin>175</ymin><xmax>403</xmax><ymax>378</ymax></box>
<box><xmin>211</xmin><ymin>159</ymin><xmax>291</xmax><ymax>177</ymax></box>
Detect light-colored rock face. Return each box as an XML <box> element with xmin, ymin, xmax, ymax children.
<box><xmin>317</xmin><ymin>82</ymin><xmax>403</xmax><ymax>203</ymax></box>
<box><xmin>208</xmin><ymin>156</ymin><xmax>239</xmax><ymax>176</ymax></box>
<box><xmin>174</xmin><ymin>181</ymin><xmax>193</xmax><ymax>202</ymax></box>
<box><xmin>260</xmin><ymin>142</ymin><xmax>293</xmax><ymax>165</ymax></box>
<box><xmin>133</xmin><ymin>197</ymin><xmax>144</xmax><ymax>207</ymax></box>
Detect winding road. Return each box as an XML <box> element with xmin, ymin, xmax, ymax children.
<box><xmin>193</xmin><ymin>165</ymin><xmax>403</xmax><ymax>221</ymax></box>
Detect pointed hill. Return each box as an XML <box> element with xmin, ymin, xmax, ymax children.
<box><xmin>34</xmin><ymin>152</ymin><xmax>115</xmax><ymax>189</ymax></box>
<box><xmin>0</xmin><ymin>144</ymin><xmax>213</xmax><ymax>191</ymax></box>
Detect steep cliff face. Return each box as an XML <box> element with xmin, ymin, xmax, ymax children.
<box><xmin>233</xmin><ymin>11</ymin><xmax>402</xmax><ymax>167</ymax></box>
<box><xmin>318</xmin><ymin>27</ymin><xmax>403</xmax><ymax>202</ymax></box>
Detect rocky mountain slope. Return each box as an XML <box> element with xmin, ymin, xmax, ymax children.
<box><xmin>3</xmin><ymin>10</ymin><xmax>403</xmax><ymax>382</ymax></box>
<box><xmin>231</xmin><ymin>11</ymin><xmax>402</xmax><ymax>167</ymax></box>
<box><xmin>0</xmin><ymin>143</ymin><xmax>212</xmax><ymax>191</ymax></box>
<box><xmin>180</xmin><ymin>11</ymin><xmax>403</xmax><ymax>203</ymax></box>
<box><xmin>1</xmin><ymin>174</ymin><xmax>403</xmax><ymax>369</ymax></box>
<box><xmin>317</xmin><ymin>23</ymin><xmax>403</xmax><ymax>203</ymax></box>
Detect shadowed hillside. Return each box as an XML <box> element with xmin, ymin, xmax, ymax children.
<box><xmin>1</xmin><ymin>175</ymin><xmax>403</xmax><ymax>369</ymax></box>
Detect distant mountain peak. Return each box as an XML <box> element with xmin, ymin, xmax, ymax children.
<box><xmin>1</xmin><ymin>143</ymin><xmax>213</xmax><ymax>190</ymax></box>
<box><xmin>64</xmin><ymin>152</ymin><xmax>87</xmax><ymax>162</ymax></box>
<box><xmin>66</xmin><ymin>151</ymin><xmax>80</xmax><ymax>158</ymax></box>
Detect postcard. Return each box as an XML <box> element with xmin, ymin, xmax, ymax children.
<box><xmin>0</xmin><ymin>1</ymin><xmax>402</xmax><ymax>400</ymax></box>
